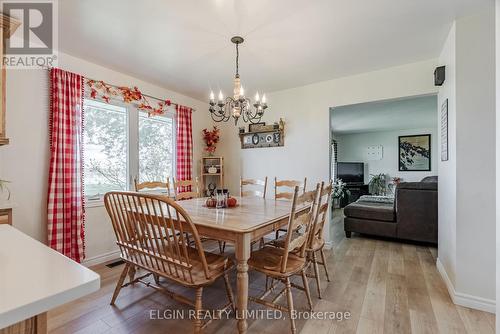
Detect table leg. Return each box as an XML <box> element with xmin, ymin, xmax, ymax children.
<box><xmin>235</xmin><ymin>233</ymin><xmax>251</xmax><ymax>334</ymax></box>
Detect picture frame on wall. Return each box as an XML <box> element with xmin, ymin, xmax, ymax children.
<box><xmin>398</xmin><ymin>134</ymin><xmax>431</xmax><ymax>171</ymax></box>
<box><xmin>441</xmin><ymin>99</ymin><xmax>449</xmax><ymax>161</ymax></box>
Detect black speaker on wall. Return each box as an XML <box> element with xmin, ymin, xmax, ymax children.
<box><xmin>434</xmin><ymin>66</ymin><xmax>446</xmax><ymax>86</ymax></box>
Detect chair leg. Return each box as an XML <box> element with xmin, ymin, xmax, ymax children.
<box><xmin>128</xmin><ymin>265</ymin><xmax>136</xmax><ymax>283</ymax></box>
<box><xmin>284</xmin><ymin>277</ymin><xmax>297</xmax><ymax>334</ymax></box>
<box><xmin>312</xmin><ymin>252</ymin><xmax>322</xmax><ymax>298</ymax></box>
<box><xmin>275</xmin><ymin>230</ymin><xmax>280</xmax><ymax>240</ymax></box>
<box><xmin>218</xmin><ymin>241</ymin><xmax>226</xmax><ymax>254</ymax></box>
<box><xmin>193</xmin><ymin>287</ymin><xmax>203</xmax><ymax>334</ymax></box>
<box><xmin>320</xmin><ymin>248</ymin><xmax>331</xmax><ymax>282</ymax></box>
<box><xmin>153</xmin><ymin>274</ymin><xmax>160</xmax><ymax>284</ymax></box>
<box><xmin>259</xmin><ymin>237</ymin><xmax>265</xmax><ymax>249</ymax></box>
<box><xmin>110</xmin><ymin>263</ymin><xmax>130</xmax><ymax>305</ymax></box>
<box><xmin>301</xmin><ymin>269</ymin><xmax>313</xmax><ymax>311</ymax></box>
<box><xmin>223</xmin><ymin>273</ymin><xmax>235</xmax><ymax>312</ymax></box>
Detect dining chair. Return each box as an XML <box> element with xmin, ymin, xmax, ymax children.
<box><xmin>134</xmin><ymin>177</ymin><xmax>171</xmax><ymax>197</ymax></box>
<box><xmin>173</xmin><ymin>177</ymin><xmax>200</xmax><ymax>200</ymax></box>
<box><xmin>104</xmin><ymin>191</ymin><xmax>235</xmax><ymax>334</ymax></box>
<box><xmin>274</xmin><ymin>177</ymin><xmax>307</xmax><ymax>239</ymax></box>
<box><xmin>240</xmin><ymin>177</ymin><xmax>268</xmax><ymax>198</ymax></box>
<box><xmin>274</xmin><ymin>177</ymin><xmax>307</xmax><ymax>200</ymax></box>
<box><xmin>248</xmin><ymin>183</ymin><xmax>321</xmax><ymax>334</ymax></box>
<box><xmin>306</xmin><ymin>180</ymin><xmax>333</xmax><ymax>298</ymax></box>
<box><xmin>217</xmin><ymin>176</ymin><xmax>268</xmax><ymax>253</ymax></box>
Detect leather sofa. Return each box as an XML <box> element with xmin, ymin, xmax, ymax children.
<box><xmin>343</xmin><ymin>176</ymin><xmax>438</xmax><ymax>244</ymax></box>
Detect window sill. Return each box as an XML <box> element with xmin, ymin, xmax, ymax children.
<box><xmin>85</xmin><ymin>199</ymin><xmax>105</xmax><ymax>208</ymax></box>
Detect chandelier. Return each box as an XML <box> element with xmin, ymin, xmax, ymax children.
<box><xmin>209</xmin><ymin>36</ymin><xmax>268</xmax><ymax>125</ymax></box>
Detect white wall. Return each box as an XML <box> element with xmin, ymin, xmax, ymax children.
<box><xmin>437</xmin><ymin>6</ymin><xmax>496</xmax><ymax>312</ymax></box>
<box><xmin>0</xmin><ymin>52</ymin><xmax>210</xmax><ymax>263</ymax></box>
<box><xmin>455</xmin><ymin>7</ymin><xmax>496</xmax><ymax>308</ymax></box>
<box><xmin>437</xmin><ymin>22</ymin><xmax>458</xmax><ymax>289</ymax></box>
<box><xmin>496</xmin><ymin>0</ymin><xmax>500</xmax><ymax>324</ymax></box>
<box><xmin>216</xmin><ymin>59</ymin><xmax>439</xmax><ymax>244</ymax></box>
<box><xmin>336</xmin><ymin>127</ymin><xmax>438</xmax><ymax>184</ymax></box>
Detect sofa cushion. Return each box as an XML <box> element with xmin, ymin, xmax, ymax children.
<box><xmin>397</xmin><ymin>182</ymin><xmax>437</xmax><ymax>191</ymax></box>
<box><xmin>344</xmin><ymin>201</ymin><xmax>395</xmax><ymax>222</ymax></box>
<box><xmin>421</xmin><ymin>176</ymin><xmax>438</xmax><ymax>183</ymax></box>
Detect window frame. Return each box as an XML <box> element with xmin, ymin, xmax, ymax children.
<box><xmin>83</xmin><ymin>98</ymin><xmax>177</xmax><ymax>206</ymax></box>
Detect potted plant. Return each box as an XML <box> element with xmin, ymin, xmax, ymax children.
<box><xmin>332</xmin><ymin>179</ymin><xmax>350</xmax><ymax>208</ymax></box>
<box><xmin>202</xmin><ymin>126</ymin><xmax>220</xmax><ymax>156</ymax></box>
<box><xmin>369</xmin><ymin>173</ymin><xmax>387</xmax><ymax>196</ymax></box>
<box><xmin>0</xmin><ymin>179</ymin><xmax>11</xmax><ymax>202</ymax></box>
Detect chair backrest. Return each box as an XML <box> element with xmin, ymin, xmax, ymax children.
<box><xmin>274</xmin><ymin>177</ymin><xmax>307</xmax><ymax>200</ymax></box>
<box><xmin>279</xmin><ymin>183</ymin><xmax>321</xmax><ymax>273</ymax></box>
<box><xmin>307</xmin><ymin>180</ymin><xmax>333</xmax><ymax>249</ymax></box>
<box><xmin>173</xmin><ymin>177</ymin><xmax>200</xmax><ymax>200</ymax></box>
<box><xmin>240</xmin><ymin>177</ymin><xmax>268</xmax><ymax>198</ymax></box>
<box><xmin>134</xmin><ymin>177</ymin><xmax>171</xmax><ymax>197</ymax></box>
<box><xmin>104</xmin><ymin>191</ymin><xmax>212</xmax><ymax>285</ymax></box>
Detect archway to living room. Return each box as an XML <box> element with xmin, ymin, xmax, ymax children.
<box><xmin>329</xmin><ymin>94</ymin><xmax>439</xmax><ymax>245</ymax></box>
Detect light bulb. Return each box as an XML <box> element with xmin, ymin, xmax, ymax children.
<box><xmin>240</xmin><ymin>86</ymin><xmax>245</xmax><ymax>97</ymax></box>
<box><xmin>262</xmin><ymin>94</ymin><xmax>267</xmax><ymax>103</ymax></box>
<box><xmin>218</xmin><ymin>91</ymin><xmax>223</xmax><ymax>101</ymax></box>
<box><xmin>210</xmin><ymin>91</ymin><xmax>215</xmax><ymax>101</ymax></box>
<box><xmin>255</xmin><ymin>92</ymin><xmax>260</xmax><ymax>102</ymax></box>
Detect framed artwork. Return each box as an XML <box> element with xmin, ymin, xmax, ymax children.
<box><xmin>399</xmin><ymin>134</ymin><xmax>431</xmax><ymax>171</ymax></box>
<box><xmin>441</xmin><ymin>99</ymin><xmax>449</xmax><ymax>161</ymax></box>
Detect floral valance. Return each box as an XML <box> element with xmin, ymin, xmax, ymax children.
<box><xmin>85</xmin><ymin>79</ymin><xmax>172</xmax><ymax>116</ymax></box>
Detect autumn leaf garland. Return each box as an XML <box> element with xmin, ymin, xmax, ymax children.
<box><xmin>86</xmin><ymin>79</ymin><xmax>171</xmax><ymax>116</ymax></box>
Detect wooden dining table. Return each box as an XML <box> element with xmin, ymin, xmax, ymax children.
<box><xmin>175</xmin><ymin>196</ymin><xmax>309</xmax><ymax>334</ymax></box>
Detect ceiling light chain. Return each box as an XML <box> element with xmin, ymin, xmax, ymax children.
<box><xmin>209</xmin><ymin>36</ymin><xmax>268</xmax><ymax>125</ymax></box>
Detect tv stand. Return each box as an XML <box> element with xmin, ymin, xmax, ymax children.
<box><xmin>340</xmin><ymin>184</ymin><xmax>369</xmax><ymax>208</ymax></box>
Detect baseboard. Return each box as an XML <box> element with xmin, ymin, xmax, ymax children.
<box><xmin>83</xmin><ymin>249</ymin><xmax>121</xmax><ymax>267</ymax></box>
<box><xmin>436</xmin><ymin>258</ymin><xmax>496</xmax><ymax>313</ymax></box>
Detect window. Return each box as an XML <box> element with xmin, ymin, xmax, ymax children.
<box><xmin>84</xmin><ymin>100</ymin><xmax>128</xmax><ymax>198</ymax></box>
<box><xmin>83</xmin><ymin>99</ymin><xmax>176</xmax><ymax>201</ymax></box>
<box><xmin>139</xmin><ymin>112</ymin><xmax>175</xmax><ymax>183</ymax></box>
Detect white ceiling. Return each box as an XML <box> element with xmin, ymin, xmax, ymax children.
<box><xmin>59</xmin><ymin>0</ymin><xmax>489</xmax><ymax>100</ymax></box>
<box><xmin>331</xmin><ymin>95</ymin><xmax>438</xmax><ymax>135</ymax></box>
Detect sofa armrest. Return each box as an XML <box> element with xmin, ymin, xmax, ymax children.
<box><xmin>395</xmin><ymin>186</ymin><xmax>438</xmax><ymax>243</ymax></box>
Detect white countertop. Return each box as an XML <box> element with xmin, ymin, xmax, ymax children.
<box><xmin>0</xmin><ymin>225</ymin><xmax>100</xmax><ymax>329</ymax></box>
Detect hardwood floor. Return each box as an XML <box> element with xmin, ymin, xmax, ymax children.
<box><xmin>48</xmin><ymin>212</ymin><xmax>495</xmax><ymax>334</ymax></box>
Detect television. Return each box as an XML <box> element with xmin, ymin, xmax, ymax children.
<box><xmin>337</xmin><ymin>162</ymin><xmax>364</xmax><ymax>185</ymax></box>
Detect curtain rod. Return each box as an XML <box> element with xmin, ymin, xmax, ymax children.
<box><xmin>44</xmin><ymin>66</ymin><xmax>196</xmax><ymax>112</ymax></box>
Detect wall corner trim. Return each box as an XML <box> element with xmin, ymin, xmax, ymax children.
<box><xmin>436</xmin><ymin>257</ymin><xmax>496</xmax><ymax>313</ymax></box>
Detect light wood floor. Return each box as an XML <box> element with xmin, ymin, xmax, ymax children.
<box><xmin>48</xmin><ymin>213</ymin><xmax>495</xmax><ymax>334</ymax></box>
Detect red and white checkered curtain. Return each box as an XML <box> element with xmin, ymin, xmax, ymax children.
<box><xmin>176</xmin><ymin>105</ymin><xmax>193</xmax><ymax>192</ymax></box>
<box><xmin>47</xmin><ymin>68</ymin><xmax>85</xmax><ymax>262</ymax></box>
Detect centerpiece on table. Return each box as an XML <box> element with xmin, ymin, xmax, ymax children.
<box><xmin>202</xmin><ymin>126</ymin><xmax>220</xmax><ymax>156</ymax></box>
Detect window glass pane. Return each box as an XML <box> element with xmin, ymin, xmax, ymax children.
<box><xmin>83</xmin><ymin>100</ymin><xmax>127</xmax><ymax>197</ymax></box>
<box><xmin>139</xmin><ymin>112</ymin><xmax>174</xmax><ymax>183</ymax></box>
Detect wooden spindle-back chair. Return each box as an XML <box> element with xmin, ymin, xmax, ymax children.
<box><xmin>306</xmin><ymin>181</ymin><xmax>333</xmax><ymax>298</ymax></box>
<box><xmin>248</xmin><ymin>183</ymin><xmax>321</xmax><ymax>334</ymax></box>
<box><xmin>240</xmin><ymin>177</ymin><xmax>268</xmax><ymax>198</ymax></box>
<box><xmin>104</xmin><ymin>192</ymin><xmax>235</xmax><ymax>333</ymax></box>
<box><xmin>173</xmin><ymin>177</ymin><xmax>200</xmax><ymax>200</ymax></box>
<box><xmin>134</xmin><ymin>177</ymin><xmax>171</xmax><ymax>197</ymax></box>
